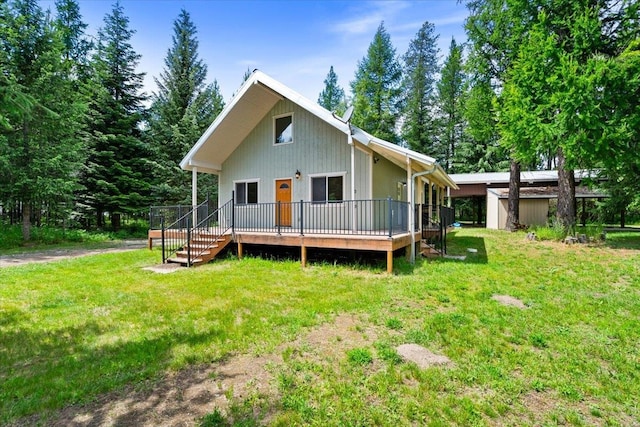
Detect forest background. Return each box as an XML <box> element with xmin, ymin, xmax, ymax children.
<box><xmin>1</xmin><ymin>0</ymin><xmax>638</xmax><ymax>242</ymax></box>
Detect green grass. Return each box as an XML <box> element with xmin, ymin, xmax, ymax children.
<box><xmin>1</xmin><ymin>229</ymin><xmax>639</xmax><ymax>426</ymax></box>
<box><xmin>0</xmin><ymin>222</ymin><xmax>148</xmax><ymax>253</ymax></box>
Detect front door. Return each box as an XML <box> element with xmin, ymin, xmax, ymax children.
<box><xmin>275</xmin><ymin>179</ymin><xmax>292</xmax><ymax>227</ymax></box>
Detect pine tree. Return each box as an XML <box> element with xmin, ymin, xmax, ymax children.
<box><xmin>81</xmin><ymin>1</ymin><xmax>150</xmax><ymax>229</ymax></box>
<box><xmin>435</xmin><ymin>38</ymin><xmax>466</xmax><ymax>173</ymax></box>
<box><xmin>148</xmin><ymin>9</ymin><xmax>225</xmax><ymax>205</ymax></box>
<box><xmin>350</xmin><ymin>22</ymin><xmax>403</xmax><ymax>143</ymax></box>
<box><xmin>318</xmin><ymin>66</ymin><xmax>346</xmax><ymax>115</ymax></box>
<box><xmin>458</xmin><ymin>77</ymin><xmax>507</xmax><ymax>173</ymax></box>
<box><xmin>401</xmin><ymin>21</ymin><xmax>439</xmax><ymax>155</ymax></box>
<box><xmin>0</xmin><ymin>0</ymin><xmax>85</xmax><ymax>239</ymax></box>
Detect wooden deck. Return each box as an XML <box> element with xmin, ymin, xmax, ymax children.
<box><xmin>149</xmin><ymin>228</ymin><xmax>424</xmax><ymax>273</ymax></box>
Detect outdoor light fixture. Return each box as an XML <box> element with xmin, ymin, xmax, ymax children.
<box><xmin>295</xmin><ymin>169</ymin><xmax>301</xmax><ymax>180</ymax></box>
<box><xmin>373</xmin><ymin>156</ymin><xmax>379</xmax><ymax>164</ymax></box>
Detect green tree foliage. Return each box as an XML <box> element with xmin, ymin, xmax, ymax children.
<box><xmin>401</xmin><ymin>21</ymin><xmax>439</xmax><ymax>155</ymax></box>
<box><xmin>458</xmin><ymin>77</ymin><xmax>507</xmax><ymax>173</ymax></box>
<box><xmin>498</xmin><ymin>1</ymin><xmax>639</xmax><ymax>230</ymax></box>
<box><xmin>435</xmin><ymin>38</ymin><xmax>466</xmax><ymax>173</ymax></box>
<box><xmin>148</xmin><ymin>9</ymin><xmax>224</xmax><ymax>205</ymax></box>
<box><xmin>81</xmin><ymin>1</ymin><xmax>151</xmax><ymax>229</ymax></box>
<box><xmin>351</xmin><ymin>22</ymin><xmax>402</xmax><ymax>143</ymax></box>
<box><xmin>0</xmin><ymin>0</ymin><xmax>86</xmax><ymax>240</ymax></box>
<box><xmin>318</xmin><ymin>65</ymin><xmax>346</xmax><ymax>116</ymax></box>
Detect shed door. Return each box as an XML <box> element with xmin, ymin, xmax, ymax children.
<box><xmin>275</xmin><ymin>179</ymin><xmax>292</xmax><ymax>227</ymax></box>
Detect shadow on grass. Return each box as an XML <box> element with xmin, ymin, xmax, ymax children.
<box><xmin>2</xmin><ymin>319</ymin><xmax>226</xmax><ymax>426</ymax></box>
<box><xmin>442</xmin><ymin>232</ymin><xmax>488</xmax><ymax>264</ymax></box>
<box><xmin>603</xmin><ymin>232</ymin><xmax>640</xmax><ymax>250</ymax></box>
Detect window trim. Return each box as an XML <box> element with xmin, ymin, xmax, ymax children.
<box><xmin>234</xmin><ymin>179</ymin><xmax>260</xmax><ymax>205</ymax></box>
<box><xmin>308</xmin><ymin>172</ymin><xmax>346</xmax><ymax>204</ymax></box>
<box><xmin>273</xmin><ymin>113</ymin><xmax>294</xmax><ymax>146</ymax></box>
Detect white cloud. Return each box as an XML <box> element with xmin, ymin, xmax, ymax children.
<box><xmin>330</xmin><ymin>1</ymin><xmax>411</xmax><ymax>35</ymax></box>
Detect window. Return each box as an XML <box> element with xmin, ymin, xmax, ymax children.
<box><xmin>274</xmin><ymin>114</ymin><xmax>293</xmax><ymax>144</ymax></box>
<box><xmin>235</xmin><ymin>181</ymin><xmax>258</xmax><ymax>204</ymax></box>
<box><xmin>311</xmin><ymin>175</ymin><xmax>344</xmax><ymax>203</ymax></box>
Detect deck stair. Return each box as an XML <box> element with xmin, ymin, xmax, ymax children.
<box><xmin>167</xmin><ymin>233</ymin><xmax>232</xmax><ymax>266</ymax></box>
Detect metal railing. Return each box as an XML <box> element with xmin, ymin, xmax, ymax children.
<box><xmin>234</xmin><ymin>198</ymin><xmax>409</xmax><ymax>237</ymax></box>
<box><xmin>186</xmin><ymin>199</ymin><xmax>235</xmax><ymax>266</ymax></box>
<box><xmin>160</xmin><ymin>198</ymin><xmax>210</xmax><ymax>263</ymax></box>
<box><xmin>420</xmin><ymin>204</ymin><xmax>456</xmax><ymax>254</ymax></box>
<box><xmin>150</xmin><ymin>202</ymin><xmax>214</xmax><ymax>230</ymax></box>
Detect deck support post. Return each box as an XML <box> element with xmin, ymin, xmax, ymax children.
<box><xmin>301</xmin><ymin>245</ymin><xmax>307</xmax><ymax>268</ymax></box>
<box><xmin>237</xmin><ymin>241</ymin><xmax>243</xmax><ymax>259</ymax></box>
<box><xmin>386</xmin><ymin>250</ymin><xmax>393</xmax><ymax>273</ymax></box>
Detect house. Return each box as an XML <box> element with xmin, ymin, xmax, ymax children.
<box><xmin>154</xmin><ymin>70</ymin><xmax>457</xmax><ymax>272</ymax></box>
<box><xmin>449</xmin><ymin>170</ymin><xmax>607</xmax><ymax>229</ymax></box>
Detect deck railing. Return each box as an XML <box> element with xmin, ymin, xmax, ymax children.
<box><xmin>150</xmin><ymin>202</ymin><xmax>215</xmax><ymax>230</ymax></box>
<box><xmin>420</xmin><ymin>204</ymin><xmax>456</xmax><ymax>253</ymax></box>
<box><xmin>234</xmin><ymin>198</ymin><xmax>409</xmax><ymax>236</ymax></box>
<box><xmin>160</xmin><ymin>198</ymin><xmax>210</xmax><ymax>263</ymax></box>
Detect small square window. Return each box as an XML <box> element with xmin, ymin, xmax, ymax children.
<box><xmin>235</xmin><ymin>181</ymin><xmax>258</xmax><ymax>204</ymax></box>
<box><xmin>275</xmin><ymin>115</ymin><xmax>293</xmax><ymax>144</ymax></box>
<box><xmin>311</xmin><ymin>175</ymin><xmax>343</xmax><ymax>203</ymax></box>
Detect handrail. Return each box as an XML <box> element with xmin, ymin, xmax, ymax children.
<box><xmin>187</xmin><ymin>198</ymin><xmax>234</xmax><ymax>265</ymax></box>
<box><xmin>161</xmin><ymin>198</ymin><xmax>210</xmax><ymax>263</ymax></box>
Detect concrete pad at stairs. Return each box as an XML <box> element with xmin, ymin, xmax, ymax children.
<box><xmin>143</xmin><ymin>264</ymin><xmax>183</xmax><ymax>274</ymax></box>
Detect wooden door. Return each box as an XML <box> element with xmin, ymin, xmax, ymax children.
<box><xmin>275</xmin><ymin>179</ymin><xmax>292</xmax><ymax>227</ymax></box>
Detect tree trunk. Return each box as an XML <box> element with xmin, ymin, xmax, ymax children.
<box><xmin>621</xmin><ymin>207</ymin><xmax>626</xmax><ymax>228</ymax></box>
<box><xmin>22</xmin><ymin>203</ymin><xmax>31</xmax><ymax>242</ymax></box>
<box><xmin>505</xmin><ymin>159</ymin><xmax>520</xmax><ymax>231</ymax></box>
<box><xmin>556</xmin><ymin>147</ymin><xmax>576</xmax><ymax>233</ymax></box>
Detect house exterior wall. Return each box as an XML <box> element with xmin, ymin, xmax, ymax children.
<box><xmin>220</xmin><ymin>99</ymin><xmax>352</xmax><ymax>205</ymax></box>
<box><xmin>372</xmin><ymin>156</ymin><xmax>407</xmax><ymax>200</ymax></box>
<box><xmin>219</xmin><ymin>99</ymin><xmax>390</xmax><ymax>231</ymax></box>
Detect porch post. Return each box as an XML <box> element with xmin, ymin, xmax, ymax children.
<box><xmin>428</xmin><ymin>180</ymin><xmax>433</xmax><ymax>224</ymax></box>
<box><xmin>350</xmin><ymin>136</ymin><xmax>356</xmax><ymax>231</ymax></box>
<box><xmin>407</xmin><ymin>157</ymin><xmax>415</xmax><ymax>264</ymax></box>
<box><xmin>192</xmin><ymin>167</ymin><xmax>198</xmax><ymax>226</ymax></box>
<box><xmin>436</xmin><ymin>185</ymin><xmax>441</xmax><ymax>222</ymax></box>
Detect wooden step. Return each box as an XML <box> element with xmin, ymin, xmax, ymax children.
<box><xmin>186</xmin><ymin>243</ymin><xmax>219</xmax><ymax>250</ymax></box>
<box><xmin>175</xmin><ymin>250</ymin><xmax>211</xmax><ymax>257</ymax></box>
<box><xmin>167</xmin><ymin>257</ymin><xmax>204</xmax><ymax>265</ymax></box>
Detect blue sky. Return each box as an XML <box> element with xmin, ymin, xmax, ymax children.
<box><xmin>41</xmin><ymin>0</ymin><xmax>469</xmax><ymax>103</ymax></box>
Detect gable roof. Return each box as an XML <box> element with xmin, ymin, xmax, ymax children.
<box><xmin>180</xmin><ymin>70</ymin><xmax>457</xmax><ymax>189</ymax></box>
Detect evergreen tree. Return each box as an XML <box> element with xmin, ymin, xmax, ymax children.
<box><xmin>318</xmin><ymin>66</ymin><xmax>346</xmax><ymax>115</ymax></box>
<box><xmin>498</xmin><ymin>1</ymin><xmax>639</xmax><ymax>231</ymax></box>
<box><xmin>0</xmin><ymin>0</ymin><xmax>85</xmax><ymax>239</ymax></box>
<box><xmin>458</xmin><ymin>77</ymin><xmax>507</xmax><ymax>173</ymax></box>
<box><xmin>401</xmin><ymin>21</ymin><xmax>439</xmax><ymax>155</ymax></box>
<box><xmin>148</xmin><ymin>9</ymin><xmax>225</xmax><ymax>205</ymax></box>
<box><xmin>350</xmin><ymin>22</ymin><xmax>402</xmax><ymax>143</ymax></box>
<box><xmin>435</xmin><ymin>38</ymin><xmax>466</xmax><ymax>173</ymax></box>
<box><xmin>81</xmin><ymin>1</ymin><xmax>150</xmax><ymax>229</ymax></box>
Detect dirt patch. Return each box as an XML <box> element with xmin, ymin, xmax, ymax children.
<box><xmin>492</xmin><ymin>294</ymin><xmax>529</xmax><ymax>309</ymax></box>
<box><xmin>0</xmin><ymin>240</ymin><xmax>148</xmax><ymax>268</ymax></box>
<box><xmin>18</xmin><ymin>313</ymin><xmax>379</xmax><ymax>426</ymax></box>
<box><xmin>396</xmin><ymin>343</ymin><xmax>452</xmax><ymax>369</ymax></box>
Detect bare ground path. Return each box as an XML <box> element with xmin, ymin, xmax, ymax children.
<box><xmin>0</xmin><ymin>239</ymin><xmax>148</xmax><ymax>268</ymax></box>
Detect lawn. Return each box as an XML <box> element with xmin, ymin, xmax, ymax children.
<box><xmin>1</xmin><ymin>229</ymin><xmax>638</xmax><ymax>426</ymax></box>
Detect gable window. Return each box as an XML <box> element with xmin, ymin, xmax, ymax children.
<box><xmin>274</xmin><ymin>114</ymin><xmax>293</xmax><ymax>145</ymax></box>
<box><xmin>235</xmin><ymin>181</ymin><xmax>258</xmax><ymax>204</ymax></box>
<box><xmin>311</xmin><ymin>175</ymin><xmax>344</xmax><ymax>203</ymax></box>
